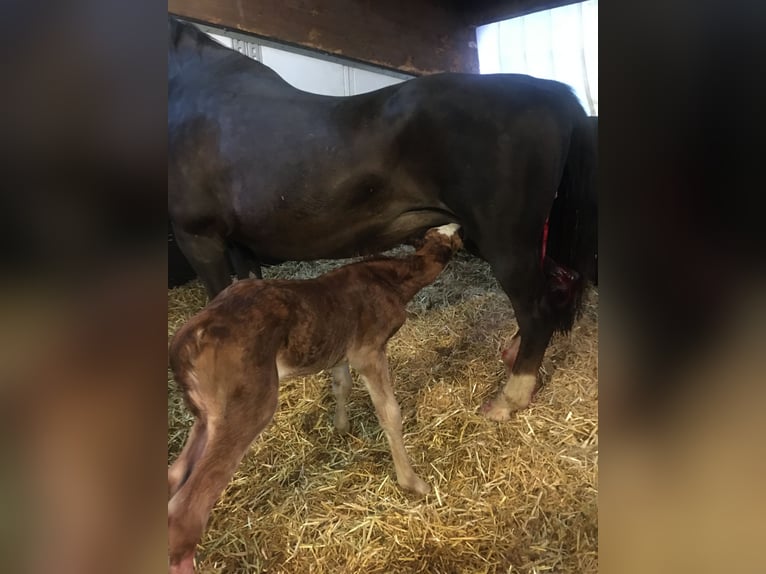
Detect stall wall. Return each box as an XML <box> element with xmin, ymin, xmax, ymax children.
<box><xmin>201</xmin><ymin>25</ymin><xmax>412</xmax><ymax>96</ymax></box>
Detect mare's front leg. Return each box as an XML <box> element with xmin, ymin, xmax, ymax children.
<box><xmin>228</xmin><ymin>242</ymin><xmax>263</xmax><ymax>280</ymax></box>
<box><xmin>171</xmin><ymin>225</ymin><xmax>233</xmax><ymax>298</ymax></box>
<box><xmin>349</xmin><ymin>348</ymin><xmax>430</xmax><ymax>495</ymax></box>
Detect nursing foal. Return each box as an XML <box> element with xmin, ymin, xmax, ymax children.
<box><xmin>168</xmin><ymin>224</ymin><xmax>462</xmax><ymax>573</ymax></box>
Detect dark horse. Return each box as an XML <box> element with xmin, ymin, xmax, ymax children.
<box><xmin>168</xmin><ymin>16</ymin><xmax>596</xmax><ymax>425</ymax></box>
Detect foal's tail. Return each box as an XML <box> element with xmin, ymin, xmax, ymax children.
<box><xmin>545</xmin><ymin>106</ymin><xmax>597</xmax><ymax>333</ymax></box>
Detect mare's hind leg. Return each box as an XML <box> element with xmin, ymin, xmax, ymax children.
<box><xmin>168</xmin><ymin>367</ymin><xmax>279</xmax><ymax>573</ymax></box>
<box><xmin>482</xmin><ymin>252</ymin><xmax>554</xmax><ymax>421</ymax></box>
<box><xmin>171</xmin><ymin>224</ymin><xmax>232</xmax><ymax>298</ymax></box>
<box><xmin>501</xmin><ymin>331</ymin><xmax>521</xmax><ymax>371</ymax></box>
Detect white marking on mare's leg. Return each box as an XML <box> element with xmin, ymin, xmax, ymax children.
<box><xmin>481</xmin><ymin>373</ymin><xmax>537</xmax><ymax>422</ymax></box>
<box><xmin>434</xmin><ymin>223</ymin><xmax>460</xmax><ymax>237</ymax></box>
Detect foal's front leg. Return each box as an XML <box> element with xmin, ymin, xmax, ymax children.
<box><xmin>349</xmin><ymin>348</ymin><xmax>430</xmax><ymax>496</ymax></box>
<box><xmin>330</xmin><ymin>364</ymin><xmax>353</xmax><ymax>434</ymax></box>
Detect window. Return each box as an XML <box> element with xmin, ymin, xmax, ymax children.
<box><xmin>476</xmin><ymin>0</ymin><xmax>598</xmax><ymax>115</ymax></box>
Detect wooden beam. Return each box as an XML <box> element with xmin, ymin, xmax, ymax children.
<box><xmin>168</xmin><ymin>0</ymin><xmax>479</xmax><ymax>74</ymax></box>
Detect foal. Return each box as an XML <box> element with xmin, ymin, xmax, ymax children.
<box><xmin>168</xmin><ymin>224</ymin><xmax>462</xmax><ymax>573</ymax></box>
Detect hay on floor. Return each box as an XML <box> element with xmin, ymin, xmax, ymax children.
<box><xmin>168</xmin><ymin>249</ymin><xmax>598</xmax><ymax>573</ymax></box>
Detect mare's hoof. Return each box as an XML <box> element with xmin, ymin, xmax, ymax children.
<box><xmin>480</xmin><ymin>399</ymin><xmax>513</xmax><ymax>422</ymax></box>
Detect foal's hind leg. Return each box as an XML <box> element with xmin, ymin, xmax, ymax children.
<box><xmin>168</xmin><ymin>419</ymin><xmax>207</xmax><ymax>499</ymax></box>
<box><xmin>168</xmin><ymin>367</ymin><xmax>279</xmax><ymax>573</ymax></box>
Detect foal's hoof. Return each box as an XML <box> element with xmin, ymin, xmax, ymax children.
<box><xmin>334</xmin><ymin>419</ymin><xmax>350</xmax><ymax>436</ymax></box>
<box><xmin>402</xmin><ymin>476</ymin><xmax>431</xmax><ymax>496</ymax></box>
<box><xmin>169</xmin><ymin>553</ymin><xmax>196</xmax><ymax>574</ymax></box>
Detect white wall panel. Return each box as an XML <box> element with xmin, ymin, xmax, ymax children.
<box><xmin>350</xmin><ymin>68</ymin><xmax>403</xmax><ymax>94</ymax></box>
<box><xmin>207</xmin><ymin>33</ymin><xmax>232</xmax><ymax>49</ymax></box>
<box><xmin>197</xmin><ymin>23</ymin><xmax>411</xmax><ymax>97</ymax></box>
<box><xmin>260</xmin><ymin>46</ymin><xmax>347</xmax><ymax>96</ymax></box>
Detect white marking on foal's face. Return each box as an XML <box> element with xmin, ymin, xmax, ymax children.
<box><xmin>434</xmin><ymin>223</ymin><xmax>460</xmax><ymax>237</ymax></box>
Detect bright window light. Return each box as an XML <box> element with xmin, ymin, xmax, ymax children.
<box><xmin>476</xmin><ymin>0</ymin><xmax>598</xmax><ymax>115</ymax></box>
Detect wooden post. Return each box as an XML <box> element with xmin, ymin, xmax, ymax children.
<box><xmin>168</xmin><ymin>0</ymin><xmax>480</xmax><ymax>74</ymax></box>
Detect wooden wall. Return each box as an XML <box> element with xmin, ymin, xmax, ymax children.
<box><xmin>168</xmin><ymin>0</ymin><xmax>480</xmax><ymax>75</ymax></box>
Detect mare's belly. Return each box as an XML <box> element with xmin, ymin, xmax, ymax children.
<box><xmin>238</xmin><ymin>208</ymin><xmax>455</xmax><ymax>261</ymax></box>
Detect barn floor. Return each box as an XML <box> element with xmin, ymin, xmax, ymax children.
<box><xmin>168</xmin><ymin>248</ymin><xmax>598</xmax><ymax>573</ymax></box>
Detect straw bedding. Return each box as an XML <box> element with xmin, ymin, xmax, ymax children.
<box><xmin>168</xmin><ymin>248</ymin><xmax>598</xmax><ymax>573</ymax></box>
